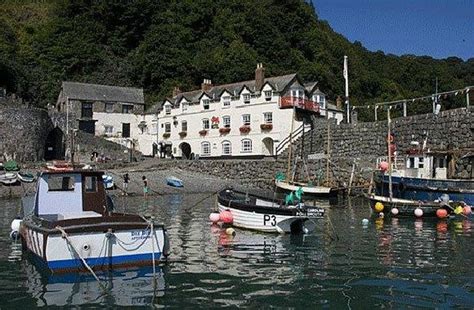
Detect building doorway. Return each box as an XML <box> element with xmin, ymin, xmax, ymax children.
<box><xmin>262</xmin><ymin>137</ymin><xmax>274</xmax><ymax>156</ymax></box>
<box><xmin>44</xmin><ymin>127</ymin><xmax>65</xmax><ymax>160</ymax></box>
<box><xmin>179</xmin><ymin>142</ymin><xmax>192</xmax><ymax>159</ymax></box>
<box><xmin>152</xmin><ymin>143</ymin><xmax>158</xmax><ymax>157</ymax></box>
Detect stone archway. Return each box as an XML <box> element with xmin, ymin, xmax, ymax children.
<box><xmin>262</xmin><ymin>137</ymin><xmax>274</xmax><ymax>156</ymax></box>
<box><xmin>44</xmin><ymin>127</ymin><xmax>65</xmax><ymax>160</ymax></box>
<box><xmin>179</xmin><ymin>142</ymin><xmax>192</xmax><ymax>159</ymax></box>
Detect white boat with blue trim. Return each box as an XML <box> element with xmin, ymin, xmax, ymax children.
<box><xmin>13</xmin><ymin>166</ymin><xmax>169</xmax><ymax>273</ymax></box>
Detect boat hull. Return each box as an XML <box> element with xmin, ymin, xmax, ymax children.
<box><xmin>365</xmin><ymin>193</ymin><xmax>445</xmax><ymax>217</ymax></box>
<box><xmin>20</xmin><ymin>219</ymin><xmax>168</xmax><ymax>273</ymax></box>
<box><xmin>275</xmin><ymin>180</ymin><xmax>337</xmax><ymax>198</ymax></box>
<box><xmin>374</xmin><ymin>172</ymin><xmax>474</xmax><ymax>205</ymax></box>
<box><xmin>218</xmin><ymin>203</ymin><xmax>316</xmax><ymax>233</ymax></box>
<box><xmin>217</xmin><ymin>189</ymin><xmax>324</xmax><ymax>233</ymax></box>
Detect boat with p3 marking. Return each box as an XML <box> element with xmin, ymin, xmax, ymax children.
<box><xmin>217</xmin><ymin>188</ymin><xmax>325</xmax><ymax>234</ymax></box>
<box><xmin>11</xmin><ymin>165</ymin><xmax>169</xmax><ymax>273</ymax></box>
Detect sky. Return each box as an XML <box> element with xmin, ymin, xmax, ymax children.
<box><xmin>313</xmin><ymin>0</ymin><xmax>474</xmax><ymax>60</ymax></box>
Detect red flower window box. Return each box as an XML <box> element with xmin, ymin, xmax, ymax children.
<box><xmin>219</xmin><ymin>127</ymin><xmax>231</xmax><ymax>134</ymax></box>
<box><xmin>163</xmin><ymin>132</ymin><xmax>171</xmax><ymax>138</ymax></box>
<box><xmin>199</xmin><ymin>129</ymin><xmax>208</xmax><ymax>136</ymax></box>
<box><xmin>179</xmin><ymin>131</ymin><xmax>187</xmax><ymax>138</ymax></box>
<box><xmin>260</xmin><ymin>123</ymin><xmax>273</xmax><ymax>130</ymax></box>
<box><xmin>239</xmin><ymin>125</ymin><xmax>251</xmax><ymax>133</ymax></box>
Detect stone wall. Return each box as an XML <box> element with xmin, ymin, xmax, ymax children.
<box><xmin>0</xmin><ymin>106</ymin><xmax>52</xmax><ymax>162</ymax></box>
<box><xmin>144</xmin><ymin>107</ymin><xmax>474</xmax><ymax>192</ymax></box>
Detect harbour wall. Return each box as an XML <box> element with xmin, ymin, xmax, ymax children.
<box><xmin>146</xmin><ymin>106</ymin><xmax>474</xmax><ymax>192</ymax></box>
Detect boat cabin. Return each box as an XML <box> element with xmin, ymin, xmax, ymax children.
<box><xmin>403</xmin><ymin>152</ymin><xmax>447</xmax><ymax>179</ymax></box>
<box><xmin>34</xmin><ymin>170</ymin><xmax>109</xmax><ymax>221</ymax></box>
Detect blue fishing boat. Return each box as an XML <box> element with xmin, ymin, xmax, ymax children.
<box><xmin>166</xmin><ymin>176</ymin><xmax>183</xmax><ymax>188</ymax></box>
<box><xmin>374</xmin><ymin>149</ymin><xmax>474</xmax><ymax>205</ymax></box>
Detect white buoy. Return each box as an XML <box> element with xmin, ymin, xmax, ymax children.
<box><xmin>362</xmin><ymin>218</ymin><xmax>369</xmax><ymax>225</ymax></box>
<box><xmin>391</xmin><ymin>208</ymin><xmax>399</xmax><ymax>216</ymax></box>
<box><xmin>414</xmin><ymin>208</ymin><xmax>423</xmax><ymax>217</ymax></box>
<box><xmin>11</xmin><ymin>219</ymin><xmax>22</xmax><ymax>232</ymax></box>
<box><xmin>225</xmin><ymin>228</ymin><xmax>236</xmax><ymax>236</ymax></box>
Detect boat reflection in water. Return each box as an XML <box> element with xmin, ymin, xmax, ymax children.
<box><xmin>22</xmin><ymin>260</ymin><xmax>166</xmax><ymax>307</ymax></box>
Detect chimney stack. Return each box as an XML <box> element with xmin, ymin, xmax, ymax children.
<box><xmin>255</xmin><ymin>63</ymin><xmax>265</xmax><ymax>91</ymax></box>
<box><xmin>172</xmin><ymin>86</ymin><xmax>181</xmax><ymax>98</ymax></box>
<box><xmin>201</xmin><ymin>79</ymin><xmax>213</xmax><ymax>92</ymax></box>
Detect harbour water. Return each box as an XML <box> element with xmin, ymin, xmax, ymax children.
<box><xmin>0</xmin><ymin>194</ymin><xmax>473</xmax><ymax>308</ymax></box>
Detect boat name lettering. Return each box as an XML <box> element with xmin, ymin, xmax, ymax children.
<box><xmin>131</xmin><ymin>230</ymin><xmax>150</xmax><ymax>240</ymax></box>
<box><xmin>263</xmin><ymin>214</ymin><xmax>276</xmax><ymax>226</ymax></box>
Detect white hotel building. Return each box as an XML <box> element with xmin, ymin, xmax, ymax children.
<box><xmin>56</xmin><ymin>64</ymin><xmax>342</xmax><ymax>158</ymax></box>
<box><xmin>153</xmin><ymin>64</ymin><xmax>342</xmax><ymax>159</ymax></box>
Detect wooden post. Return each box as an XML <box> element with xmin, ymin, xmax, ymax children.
<box><xmin>374</xmin><ymin>105</ymin><xmax>378</xmax><ymax>121</ymax></box>
<box><xmin>347</xmin><ymin>162</ymin><xmax>356</xmax><ymax>196</ymax></box>
<box><xmin>286</xmin><ymin>105</ymin><xmax>296</xmax><ymax>181</ymax></box>
<box><xmin>467</xmin><ymin>89</ymin><xmax>470</xmax><ymax>108</ymax></box>
<box><xmin>387</xmin><ymin>107</ymin><xmax>393</xmax><ymax>201</ymax></box>
<box><xmin>403</xmin><ymin>101</ymin><xmax>407</xmax><ymax>117</ymax></box>
<box><xmin>325</xmin><ymin>120</ymin><xmax>331</xmax><ymax>186</ymax></box>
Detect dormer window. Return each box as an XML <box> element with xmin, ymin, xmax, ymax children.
<box><xmin>203</xmin><ymin>99</ymin><xmax>210</xmax><ymax>110</ymax></box>
<box><xmin>182</xmin><ymin>102</ymin><xmax>188</xmax><ymax>112</ymax></box>
<box><xmin>165</xmin><ymin>104</ymin><xmax>171</xmax><ymax>115</ymax></box>
<box><xmin>222</xmin><ymin>96</ymin><xmax>231</xmax><ymax>108</ymax></box>
<box><xmin>264</xmin><ymin>91</ymin><xmax>272</xmax><ymax>101</ymax></box>
<box><xmin>243</xmin><ymin>94</ymin><xmax>250</xmax><ymax>104</ymax></box>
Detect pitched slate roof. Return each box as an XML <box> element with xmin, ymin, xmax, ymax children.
<box><xmin>62</xmin><ymin>82</ymin><xmax>144</xmax><ymax>104</ymax></box>
<box><xmin>169</xmin><ymin>73</ymin><xmax>298</xmax><ymax>106</ymax></box>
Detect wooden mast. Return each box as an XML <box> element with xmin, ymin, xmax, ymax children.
<box><xmin>387</xmin><ymin>107</ymin><xmax>393</xmax><ymax>201</ymax></box>
<box><xmin>325</xmin><ymin>119</ymin><xmax>331</xmax><ymax>186</ymax></box>
<box><xmin>286</xmin><ymin>103</ymin><xmax>296</xmax><ymax>182</ymax></box>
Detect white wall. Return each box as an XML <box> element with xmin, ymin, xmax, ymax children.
<box><xmin>155</xmin><ymin>84</ymin><xmax>304</xmax><ymax>158</ymax></box>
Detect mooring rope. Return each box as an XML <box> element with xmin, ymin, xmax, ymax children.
<box><xmin>55</xmin><ymin>226</ymin><xmax>108</xmax><ymax>293</ymax></box>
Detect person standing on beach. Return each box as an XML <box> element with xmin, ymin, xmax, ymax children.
<box><xmin>123</xmin><ymin>173</ymin><xmax>130</xmax><ymax>196</ymax></box>
<box><xmin>142</xmin><ymin>175</ymin><xmax>149</xmax><ymax>198</ymax></box>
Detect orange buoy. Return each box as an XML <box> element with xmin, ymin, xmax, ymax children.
<box><xmin>219</xmin><ymin>210</ymin><xmax>233</xmax><ymax>224</ymax></box>
<box><xmin>379</xmin><ymin>161</ymin><xmax>389</xmax><ymax>172</ymax></box>
<box><xmin>436</xmin><ymin>208</ymin><xmax>448</xmax><ymax>219</ymax></box>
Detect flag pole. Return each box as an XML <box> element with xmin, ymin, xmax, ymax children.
<box><xmin>344</xmin><ymin>55</ymin><xmax>350</xmax><ymax>123</ymax></box>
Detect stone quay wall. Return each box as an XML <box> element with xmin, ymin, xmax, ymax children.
<box><xmin>0</xmin><ymin>106</ymin><xmax>53</xmax><ymax>162</ymax></box>
<box><xmin>147</xmin><ymin>107</ymin><xmax>474</xmax><ymax>192</ymax></box>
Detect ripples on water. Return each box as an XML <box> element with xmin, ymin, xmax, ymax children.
<box><xmin>0</xmin><ymin>194</ymin><xmax>473</xmax><ymax>308</ymax></box>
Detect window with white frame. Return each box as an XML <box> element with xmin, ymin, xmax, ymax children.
<box><xmin>222</xmin><ymin>140</ymin><xmax>232</xmax><ymax>155</ymax></box>
<box><xmin>104</xmin><ymin>125</ymin><xmax>113</xmax><ymax>135</ymax></box>
<box><xmin>165</xmin><ymin>122</ymin><xmax>171</xmax><ymax>133</ymax></box>
<box><xmin>241</xmin><ymin>139</ymin><xmax>252</xmax><ymax>153</ymax></box>
<box><xmin>222</xmin><ymin>96</ymin><xmax>231</xmax><ymax>107</ymax></box>
<box><xmin>181</xmin><ymin>120</ymin><xmax>187</xmax><ymax>132</ymax></box>
<box><xmin>263</xmin><ymin>112</ymin><xmax>273</xmax><ymax>124</ymax></box>
<box><xmin>291</xmin><ymin>89</ymin><xmax>303</xmax><ymax>98</ymax></box>
<box><xmin>223</xmin><ymin>115</ymin><xmax>231</xmax><ymax>128</ymax></box>
<box><xmin>243</xmin><ymin>94</ymin><xmax>250</xmax><ymax>104</ymax></box>
<box><xmin>165</xmin><ymin>104</ymin><xmax>171</xmax><ymax>115</ymax></box>
<box><xmin>151</xmin><ymin>122</ymin><xmax>158</xmax><ymax>134</ymax></box>
<box><xmin>202</xmin><ymin>118</ymin><xmax>210</xmax><ymax>129</ymax></box>
<box><xmin>203</xmin><ymin>99</ymin><xmax>210</xmax><ymax>110</ymax></box>
<box><xmin>182</xmin><ymin>102</ymin><xmax>188</xmax><ymax>112</ymax></box>
<box><xmin>201</xmin><ymin>141</ymin><xmax>211</xmax><ymax>156</ymax></box>
<box><xmin>242</xmin><ymin>114</ymin><xmax>251</xmax><ymax>125</ymax></box>
<box><xmin>264</xmin><ymin>90</ymin><xmax>272</xmax><ymax>101</ymax></box>
<box><xmin>105</xmin><ymin>102</ymin><xmax>114</xmax><ymax>113</ymax></box>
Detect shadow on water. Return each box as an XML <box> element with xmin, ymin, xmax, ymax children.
<box><xmin>0</xmin><ymin>194</ymin><xmax>473</xmax><ymax>308</ymax></box>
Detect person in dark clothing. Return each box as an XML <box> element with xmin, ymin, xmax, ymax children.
<box><xmin>123</xmin><ymin>173</ymin><xmax>130</xmax><ymax>196</ymax></box>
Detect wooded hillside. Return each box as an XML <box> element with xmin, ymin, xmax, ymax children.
<box><xmin>1</xmin><ymin>0</ymin><xmax>473</xmax><ymax>119</ymax></box>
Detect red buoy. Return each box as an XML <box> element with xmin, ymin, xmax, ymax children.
<box><xmin>219</xmin><ymin>210</ymin><xmax>233</xmax><ymax>224</ymax></box>
<box><xmin>436</xmin><ymin>208</ymin><xmax>448</xmax><ymax>219</ymax></box>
